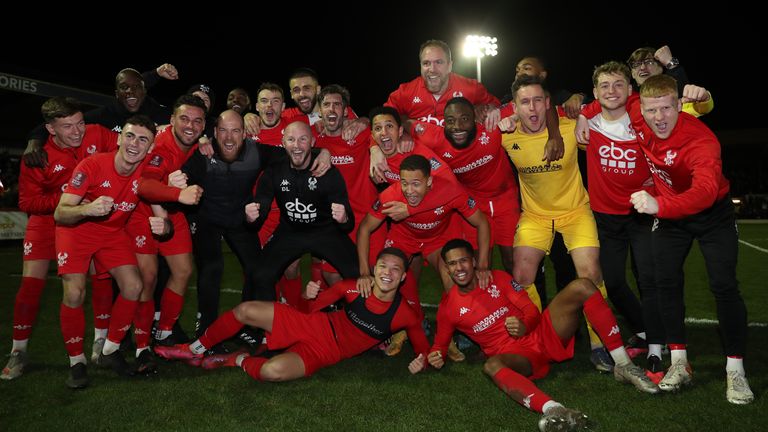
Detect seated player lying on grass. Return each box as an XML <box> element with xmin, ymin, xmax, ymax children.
<box><xmin>413</xmin><ymin>239</ymin><xmax>659</xmax><ymax>432</ymax></box>
<box><xmin>155</xmin><ymin>247</ymin><xmax>430</xmax><ymax>381</ymax></box>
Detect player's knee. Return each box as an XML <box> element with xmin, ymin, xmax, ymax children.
<box><xmin>483</xmin><ymin>356</ymin><xmax>504</xmax><ymax>377</ymax></box>
<box><xmin>63</xmin><ymin>285</ymin><xmax>86</xmax><ymax>307</ymax></box>
<box><xmin>119</xmin><ymin>278</ymin><xmax>143</xmax><ymax>300</ymax></box>
<box><xmin>566</xmin><ymin>278</ymin><xmax>596</xmax><ymax>301</ymax></box>
<box><xmin>260</xmin><ymin>361</ymin><xmax>290</xmax><ymax>382</ymax></box>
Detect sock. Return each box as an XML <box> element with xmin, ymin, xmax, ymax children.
<box><xmin>11</xmin><ymin>339</ymin><xmax>28</xmax><ymax>352</ymax></box>
<box><xmin>60</xmin><ymin>303</ymin><xmax>85</xmax><ymax>357</ymax></box>
<box><xmin>90</xmin><ymin>275</ymin><xmax>113</xmax><ymax>331</ymax></box>
<box><xmin>199</xmin><ymin>310</ymin><xmax>244</xmax><ymax>349</ymax></box>
<box><xmin>609</xmin><ymin>347</ymin><xmax>631</xmax><ymax>366</ymax></box>
<box><xmin>585</xmin><ymin>281</ymin><xmax>609</xmax><ymax>349</ymax></box>
<box><xmin>94</xmin><ymin>328</ymin><xmax>108</xmax><ymax>341</ymax></box>
<box><xmin>158</xmin><ymin>289</ymin><xmax>184</xmax><ymax>331</ymax></box>
<box><xmin>582</xmin><ymin>290</ymin><xmax>623</xmax><ymax>352</ymax></box>
<box><xmin>399</xmin><ymin>273</ymin><xmax>424</xmax><ymax>320</ymax></box>
<box><xmin>726</xmin><ymin>356</ymin><xmax>745</xmax><ymax>375</ymax></box>
<box><xmin>242</xmin><ymin>356</ymin><xmax>269</xmax><ymax>381</ymax></box>
<box><xmin>107</xmin><ymin>295</ymin><xmax>138</xmax><ymax>345</ymax></box>
<box><xmin>524</xmin><ymin>284</ymin><xmax>542</xmax><ymax>312</ymax></box>
<box><xmin>310</xmin><ymin>261</ymin><xmax>327</xmax><ymax>290</ymax></box>
<box><xmin>648</xmin><ymin>344</ymin><xmax>663</xmax><ymax>359</ymax></box>
<box><xmin>12</xmin><ymin>277</ymin><xmax>46</xmax><ymax>341</ymax></box>
<box><xmin>133</xmin><ymin>300</ymin><xmax>155</xmax><ymax>349</ymax></box>
<box><xmin>636</xmin><ymin>332</ymin><xmax>646</xmax><ymax>340</ymax></box>
<box><xmin>541</xmin><ymin>401</ymin><xmax>564</xmax><ymax>414</ymax></box>
<box><xmin>492</xmin><ymin>368</ymin><xmax>552</xmax><ymax>413</ymax></box>
<box><xmin>69</xmin><ymin>353</ymin><xmax>87</xmax><ymax>367</ymax></box>
<box><xmin>102</xmin><ymin>339</ymin><xmax>120</xmax><ymax>356</ymax></box>
<box><xmin>189</xmin><ymin>340</ymin><xmax>206</xmax><ymax>355</ymax></box>
<box><xmin>136</xmin><ymin>346</ymin><xmax>149</xmax><ymax>358</ymax></box>
<box><xmin>669</xmin><ymin>345</ymin><xmax>687</xmax><ymax>364</ymax></box>
<box><xmin>156</xmin><ymin>330</ymin><xmax>172</xmax><ymax>340</ymax></box>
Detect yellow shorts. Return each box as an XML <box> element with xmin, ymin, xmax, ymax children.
<box><xmin>513</xmin><ymin>204</ymin><xmax>599</xmax><ymax>253</ymax></box>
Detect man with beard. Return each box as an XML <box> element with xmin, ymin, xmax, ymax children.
<box><xmin>181</xmin><ymin>110</ymin><xmax>330</xmax><ymax>342</ymax></box>
<box><xmin>244</xmin><ymin>121</ymin><xmax>359</xmax><ymax>306</ymax></box>
<box><xmin>417</xmin><ymin>239</ymin><xmax>658</xmax><ymax>431</ymax></box>
<box><xmin>125</xmin><ymin>95</ymin><xmax>205</xmax><ymax>371</ymax></box>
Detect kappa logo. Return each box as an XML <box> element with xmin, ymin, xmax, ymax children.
<box><xmin>459</xmin><ymin>307</ymin><xmax>470</xmax><ymax>316</ymax></box>
<box><xmin>442</xmin><ymin>152</ymin><xmax>453</xmax><ymax>159</ymax></box>
<box><xmin>281</xmin><ymin>178</ymin><xmax>290</xmax><ymax>192</ymax></box>
<box><xmin>65</xmin><ymin>336</ymin><xmax>83</xmax><ymax>344</ymax></box>
<box><xmin>70</xmin><ymin>172</ymin><xmax>86</xmax><ymax>188</ymax></box>
<box><xmin>522</xmin><ymin>393</ymin><xmax>534</xmax><ymax>409</ymax></box>
<box><xmin>112</xmin><ymin>125</ymin><xmax>122</xmax><ymax>133</ymax></box>
<box><xmin>57</xmin><ymin>252</ymin><xmax>68</xmax><ymax>267</ymax></box>
<box><xmin>412</xmin><ymin>96</ymin><xmax>422</xmax><ymax>104</ymax></box>
<box><xmin>434</xmin><ymin>206</ymin><xmax>444</xmax><ymax>215</ymax></box>
<box><xmin>210</xmin><ymin>158</ymin><xmax>217</xmax><ymax>164</ymax></box>
<box><xmin>511</xmin><ymin>143</ymin><xmax>521</xmax><ymax>150</ymax></box>
<box><xmin>280</xmin><ymin>179</ymin><xmax>290</xmax><ymax>186</ymax></box>
<box><xmin>607</xmin><ymin>325</ymin><xmax>620</xmax><ymax>337</ymax></box>
<box><xmin>23</xmin><ymin>241</ymin><xmax>32</xmax><ymax>256</ymax></box>
<box><xmin>135</xmin><ymin>235</ymin><xmax>147</xmax><ymax>248</ymax></box>
<box><xmin>101</xmin><ymin>180</ymin><xmax>112</xmax><ymax>188</ymax></box>
<box><xmin>384</xmin><ymin>238</ymin><xmax>394</xmax><ymax>248</ymax></box>
<box><xmin>53</xmin><ymin>164</ymin><xmax>65</xmax><ymax>172</ymax></box>
<box><xmin>478</xmin><ymin>131</ymin><xmax>490</xmax><ymax>145</ymax></box>
<box><xmin>664</xmin><ymin>150</ymin><xmax>678</xmax><ymax>166</ymax></box>
<box><xmin>13</xmin><ymin>324</ymin><xmax>32</xmax><ymax>331</ymax></box>
<box><xmin>87</xmin><ymin>144</ymin><xmax>97</xmax><ymax>154</ymax></box>
<box><xmin>95</xmin><ymin>313</ymin><xmax>110</xmax><ymax>320</ymax></box>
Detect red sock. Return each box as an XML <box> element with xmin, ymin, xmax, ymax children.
<box><xmin>310</xmin><ymin>261</ymin><xmax>327</xmax><ymax>290</ymax></box>
<box><xmin>133</xmin><ymin>300</ymin><xmax>155</xmax><ymax>349</ymax></box>
<box><xmin>583</xmin><ymin>291</ymin><xmax>623</xmax><ymax>351</ymax></box>
<box><xmin>158</xmin><ymin>289</ymin><xmax>184</xmax><ymax>331</ymax></box>
<box><xmin>60</xmin><ymin>303</ymin><xmax>85</xmax><ymax>357</ymax></box>
<box><xmin>399</xmin><ymin>272</ymin><xmax>423</xmax><ymax>320</ymax></box>
<box><xmin>199</xmin><ymin>310</ymin><xmax>244</xmax><ymax>349</ymax></box>
<box><xmin>90</xmin><ymin>275</ymin><xmax>113</xmax><ymax>330</ymax></box>
<box><xmin>12</xmin><ymin>277</ymin><xmax>46</xmax><ymax>341</ymax></box>
<box><xmin>242</xmin><ymin>356</ymin><xmax>268</xmax><ymax>381</ymax></box>
<box><xmin>107</xmin><ymin>295</ymin><xmax>138</xmax><ymax>344</ymax></box>
<box><xmin>492</xmin><ymin>368</ymin><xmax>552</xmax><ymax>413</ymax></box>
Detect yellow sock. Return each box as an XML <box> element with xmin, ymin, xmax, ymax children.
<box><xmin>525</xmin><ymin>284</ymin><xmax>542</xmax><ymax>312</ymax></box>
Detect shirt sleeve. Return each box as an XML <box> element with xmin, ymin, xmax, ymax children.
<box><xmin>18</xmin><ymin>164</ymin><xmax>60</xmax><ymax>215</ymax></box>
<box><xmin>308</xmin><ymin>280</ymin><xmax>350</xmax><ymax>312</ymax></box>
<box><xmin>430</xmin><ymin>299</ymin><xmax>456</xmax><ymax>358</ymax></box>
<box><xmin>252</xmin><ymin>165</ymin><xmax>276</xmax><ymax>231</ymax></box>
<box><xmin>504</xmin><ymin>283</ymin><xmax>542</xmax><ymax>333</ymax></box>
<box><xmin>394</xmin><ymin>306</ymin><xmax>430</xmax><ymax>360</ymax></box>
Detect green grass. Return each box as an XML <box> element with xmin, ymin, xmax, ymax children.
<box><xmin>0</xmin><ymin>223</ymin><xmax>766</xmax><ymax>431</ymax></box>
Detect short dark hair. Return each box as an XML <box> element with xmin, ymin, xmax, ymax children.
<box><xmin>510</xmin><ymin>75</ymin><xmax>547</xmax><ymax>101</ymax></box>
<box><xmin>257</xmin><ymin>82</ymin><xmax>285</xmax><ymax>100</ymax></box>
<box><xmin>289</xmin><ymin>67</ymin><xmax>320</xmax><ymax>84</ymax></box>
<box><xmin>627</xmin><ymin>47</ymin><xmax>659</xmax><ymax>66</ymax></box>
<box><xmin>592</xmin><ymin>61</ymin><xmax>632</xmax><ymax>87</ymax></box>
<box><xmin>400</xmin><ymin>154</ymin><xmax>431</xmax><ymax>177</ymax></box>
<box><xmin>445</xmin><ymin>96</ymin><xmax>474</xmax><ymax>114</ymax></box>
<box><xmin>41</xmin><ymin>97</ymin><xmax>82</xmax><ymax>123</ymax></box>
<box><xmin>420</xmin><ymin>39</ymin><xmax>452</xmax><ymax>63</ymax></box>
<box><xmin>124</xmin><ymin>114</ymin><xmax>157</xmax><ymax>137</ymax></box>
<box><xmin>376</xmin><ymin>247</ymin><xmax>409</xmax><ymax>269</ymax></box>
<box><xmin>114</xmin><ymin>68</ymin><xmax>143</xmax><ymax>88</ymax></box>
<box><xmin>369</xmin><ymin>106</ymin><xmax>402</xmax><ymax>127</ymax></box>
<box><xmin>173</xmin><ymin>93</ymin><xmax>208</xmax><ymax>114</ymax></box>
<box><xmin>318</xmin><ymin>84</ymin><xmax>350</xmax><ymax>109</ymax></box>
<box><xmin>440</xmin><ymin>238</ymin><xmax>474</xmax><ymax>262</ymax></box>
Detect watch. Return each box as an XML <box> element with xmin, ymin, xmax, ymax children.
<box><xmin>666</xmin><ymin>57</ymin><xmax>680</xmax><ymax>70</ymax></box>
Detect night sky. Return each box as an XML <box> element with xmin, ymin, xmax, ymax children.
<box><xmin>0</xmin><ymin>4</ymin><xmax>762</xmax><ymax>144</ymax></box>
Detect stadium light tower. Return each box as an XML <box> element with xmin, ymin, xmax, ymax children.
<box><xmin>463</xmin><ymin>35</ymin><xmax>498</xmax><ymax>83</ymax></box>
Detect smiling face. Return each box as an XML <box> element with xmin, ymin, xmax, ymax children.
<box><xmin>117</xmin><ymin>123</ymin><xmax>154</xmax><ymax>166</ymax></box>
<box><xmin>289</xmin><ymin>76</ymin><xmax>321</xmax><ymax>114</ymax></box>
<box><xmin>641</xmin><ymin>93</ymin><xmax>680</xmax><ymax>140</ymax></box>
<box><xmin>513</xmin><ymin>84</ymin><xmax>549</xmax><ymax>134</ymax></box>
<box><xmin>115</xmin><ymin>71</ymin><xmax>146</xmax><ymax>113</ymax></box>
<box><xmin>373</xmin><ymin>253</ymin><xmax>407</xmax><ymax>295</ymax></box>
<box><xmin>594</xmin><ymin>72</ymin><xmax>631</xmax><ymax>116</ymax></box>
<box><xmin>420</xmin><ymin>45</ymin><xmax>452</xmax><ymax>95</ymax></box>
<box><xmin>214</xmin><ymin>110</ymin><xmax>245</xmax><ymax>163</ymax></box>
<box><xmin>46</xmin><ymin>112</ymin><xmax>85</xmax><ymax>149</ymax></box>
<box><xmin>282</xmin><ymin>121</ymin><xmax>315</xmax><ymax>169</ymax></box>
<box><xmin>226</xmin><ymin>88</ymin><xmax>251</xmax><ymax>114</ymax></box>
<box><xmin>171</xmin><ymin>104</ymin><xmax>206</xmax><ymax>148</ymax></box>
<box><xmin>443</xmin><ymin>102</ymin><xmax>476</xmax><ymax>149</ymax></box>
<box><xmin>631</xmin><ymin>57</ymin><xmax>664</xmax><ymax>85</ymax></box>
<box><xmin>399</xmin><ymin>168</ymin><xmax>431</xmax><ymax>207</ymax></box>
<box><xmin>444</xmin><ymin>246</ymin><xmax>476</xmax><ymax>291</ymax></box>
<box><xmin>371</xmin><ymin>113</ymin><xmax>402</xmax><ymax>157</ymax></box>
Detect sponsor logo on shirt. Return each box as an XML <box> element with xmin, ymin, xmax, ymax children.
<box><xmin>645</xmin><ymin>156</ymin><xmax>673</xmax><ymax>188</ymax></box>
<box><xmin>418</xmin><ymin>114</ymin><xmax>443</xmax><ymax>127</ymax></box>
<box><xmin>384</xmin><ymin>171</ymin><xmax>400</xmax><ymax>181</ymax></box>
<box><xmin>405</xmin><ymin>220</ymin><xmax>441</xmax><ymax>230</ymax></box>
<box><xmin>113</xmin><ymin>201</ymin><xmax>136</xmax><ymax>212</ymax></box>
<box><xmin>518</xmin><ymin>163</ymin><xmax>563</xmax><ymax>174</ymax></box>
<box><xmin>285</xmin><ymin>198</ymin><xmax>317</xmax><ymax>223</ymax></box>
<box><xmin>599</xmin><ymin>142</ymin><xmax>637</xmax><ymax>175</ymax></box>
<box><xmin>331</xmin><ymin>155</ymin><xmax>355</xmax><ymax>165</ymax></box>
<box><xmin>511</xmin><ymin>279</ymin><xmax>524</xmax><ymax>292</ymax></box>
<box><xmin>471</xmin><ymin>306</ymin><xmax>509</xmax><ymax>333</ymax></box>
<box><xmin>453</xmin><ymin>155</ymin><xmax>494</xmax><ymax>174</ymax></box>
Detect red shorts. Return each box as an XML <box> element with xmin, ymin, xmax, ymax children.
<box><xmin>386</xmin><ymin>213</ymin><xmax>464</xmax><ymax>258</ymax></box>
<box><xmin>460</xmin><ymin>194</ymin><xmax>520</xmax><ymax>248</ymax></box>
<box><xmin>488</xmin><ymin>309</ymin><xmax>574</xmax><ymax>380</ymax></box>
<box><xmin>266</xmin><ymin>303</ymin><xmax>343</xmax><ymax>376</ymax></box>
<box><xmin>126</xmin><ymin>211</ymin><xmax>192</xmax><ymax>256</ymax></box>
<box><xmin>23</xmin><ymin>216</ymin><xmax>56</xmax><ymax>261</ymax></box>
<box><xmin>258</xmin><ymin>207</ymin><xmax>280</xmax><ymax>246</ymax></box>
<box><xmin>56</xmin><ymin>227</ymin><xmax>137</xmax><ymax>275</ymax></box>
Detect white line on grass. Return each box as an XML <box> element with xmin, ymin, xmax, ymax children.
<box><xmin>739</xmin><ymin>239</ymin><xmax>768</xmax><ymax>253</ymax></box>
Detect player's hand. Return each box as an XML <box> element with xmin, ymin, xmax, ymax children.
<box><xmin>563</xmin><ymin>94</ymin><xmax>585</xmax><ymax>119</ymax></box>
<box><xmin>310</xmin><ymin>149</ymin><xmax>331</xmax><ymax>177</ymax></box>
<box><xmin>369</xmin><ymin>145</ymin><xmax>388</xmax><ymax>184</ymax></box>
<box><xmin>356</xmin><ymin>275</ymin><xmax>374</xmax><ymax>297</ymax></box>
<box><xmin>341</xmin><ymin>117</ymin><xmax>369</xmax><ymax>141</ymax></box>
<box><xmin>397</xmin><ymin>133</ymin><xmax>414</xmax><ymax>153</ymax></box>
<box><xmin>244</xmin><ymin>113</ymin><xmax>262</xmax><ymax>137</ymax></box>
<box><xmin>427</xmin><ymin>350</ymin><xmax>444</xmax><ymax>369</ymax></box>
<box><xmin>654</xmin><ymin>45</ymin><xmax>674</xmax><ymax>66</ymax></box>
<box><xmin>476</xmin><ymin>268</ymin><xmax>492</xmax><ymax>289</ymax></box>
<box><xmin>245</xmin><ymin>202</ymin><xmax>260</xmax><ymax>223</ymax></box>
<box><xmin>630</xmin><ymin>190</ymin><xmax>659</xmax><ymax>215</ymax></box>
<box><xmin>149</xmin><ymin>216</ymin><xmax>171</xmax><ymax>236</ymax></box>
<box><xmin>331</xmin><ymin>203</ymin><xmax>348</xmax><ymax>223</ymax></box>
<box><xmin>178</xmin><ymin>185</ymin><xmax>203</xmax><ymax>205</ymax></box>
<box><xmin>303</xmin><ymin>280</ymin><xmax>322</xmax><ymax>299</ymax></box>
<box><xmin>156</xmin><ymin>63</ymin><xmax>178</xmax><ymax>80</ymax></box>
<box><xmin>575</xmin><ymin>115</ymin><xmax>590</xmax><ymax>145</ymax></box>
<box><xmin>167</xmin><ymin>170</ymin><xmax>188</xmax><ymax>188</ymax></box>
<box><xmin>505</xmin><ymin>316</ymin><xmax>526</xmax><ymax>338</ymax></box>
<box><xmin>85</xmin><ymin>196</ymin><xmax>114</xmax><ymax>217</ymax></box>
<box><xmin>408</xmin><ymin>354</ymin><xmax>426</xmax><ymax>374</ymax></box>
<box><xmin>681</xmin><ymin>84</ymin><xmax>710</xmax><ymax>104</ymax></box>
<box><xmin>542</xmin><ymin>135</ymin><xmax>565</xmax><ymax>164</ymax></box>
<box><xmin>197</xmin><ymin>136</ymin><xmax>214</xmax><ymax>158</ymax></box>
<box><xmin>497</xmin><ymin>114</ymin><xmax>518</xmax><ymax>133</ymax></box>
<box><xmin>484</xmin><ymin>107</ymin><xmax>501</xmax><ymax>131</ymax></box>
<box><xmin>382</xmin><ymin>201</ymin><xmax>409</xmax><ymax>221</ymax></box>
